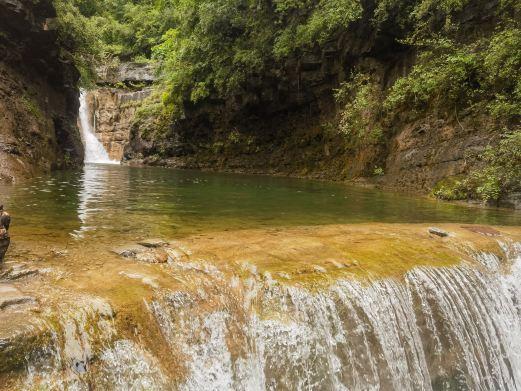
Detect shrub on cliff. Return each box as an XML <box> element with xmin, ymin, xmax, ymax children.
<box><xmin>334</xmin><ymin>73</ymin><xmax>385</xmax><ymax>148</ymax></box>
<box><xmin>483</xmin><ymin>27</ymin><xmax>521</xmax><ymax>118</ymax></box>
<box><xmin>152</xmin><ymin>0</ymin><xmax>279</xmax><ymax>111</ymax></box>
<box><xmin>53</xmin><ymin>0</ymin><xmax>101</xmax><ymax>84</ymax></box>
<box><xmin>433</xmin><ymin>130</ymin><xmax>521</xmax><ymax>202</ymax></box>
<box><xmin>273</xmin><ymin>0</ymin><xmax>363</xmax><ymax>58</ymax></box>
<box><xmin>469</xmin><ymin>130</ymin><xmax>521</xmax><ymax>202</ymax></box>
<box><xmin>385</xmin><ymin>27</ymin><xmax>521</xmax><ymax>121</ymax></box>
<box><xmin>384</xmin><ymin>41</ymin><xmax>480</xmax><ymax>115</ymax></box>
<box><xmin>53</xmin><ymin>0</ymin><xmax>177</xmax><ymax>80</ymax></box>
<box><xmin>152</xmin><ymin>0</ymin><xmax>364</xmax><ymax>117</ymax></box>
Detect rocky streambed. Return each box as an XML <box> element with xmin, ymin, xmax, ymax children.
<box><xmin>1</xmin><ymin>223</ymin><xmax>520</xmax><ymax>390</ymax></box>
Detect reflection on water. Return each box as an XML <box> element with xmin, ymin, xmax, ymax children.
<box><xmin>73</xmin><ymin>164</ymin><xmax>112</xmax><ymax>238</ymax></box>
<box><xmin>1</xmin><ymin>164</ymin><xmax>520</xmax><ymax>241</ymax></box>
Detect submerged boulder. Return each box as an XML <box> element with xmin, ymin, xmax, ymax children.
<box><xmin>112</xmin><ymin>244</ymin><xmax>148</xmax><ymax>258</ymax></box>
<box><xmin>0</xmin><ymin>284</ymin><xmax>36</xmax><ymax>310</ymax></box>
<box><xmin>137</xmin><ymin>238</ymin><xmax>168</xmax><ymax>248</ymax></box>
<box><xmin>0</xmin><ymin>264</ymin><xmax>39</xmax><ymax>281</ymax></box>
<box><xmin>112</xmin><ymin>244</ymin><xmax>169</xmax><ymax>264</ymax></box>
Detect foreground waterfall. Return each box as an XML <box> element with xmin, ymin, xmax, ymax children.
<box><xmin>17</xmin><ymin>241</ymin><xmax>521</xmax><ymax>390</ymax></box>
<box><xmin>153</xmin><ymin>243</ymin><xmax>521</xmax><ymax>391</ymax></box>
<box><xmin>78</xmin><ymin>91</ymin><xmax>119</xmax><ymax>164</ymax></box>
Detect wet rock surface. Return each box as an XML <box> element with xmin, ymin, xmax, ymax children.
<box><xmin>462</xmin><ymin>225</ymin><xmax>501</xmax><ymax>237</ymax></box>
<box><xmin>429</xmin><ymin>227</ymin><xmax>450</xmax><ymax>237</ymax></box>
<box><xmin>81</xmin><ymin>62</ymin><xmax>155</xmax><ymax>162</ymax></box>
<box><xmin>0</xmin><ymin>264</ymin><xmax>39</xmax><ymax>280</ymax></box>
<box><xmin>138</xmin><ymin>238</ymin><xmax>168</xmax><ymax>248</ymax></box>
<box><xmin>0</xmin><ymin>284</ymin><xmax>36</xmax><ymax>310</ymax></box>
<box><xmin>113</xmin><ymin>243</ymin><xmax>169</xmax><ymax>263</ymax></box>
<box><xmin>0</xmin><ymin>223</ymin><xmax>520</xmax><ymax>389</ymax></box>
<box><xmin>112</xmin><ymin>244</ymin><xmax>148</xmax><ymax>258</ymax></box>
<box><xmin>0</xmin><ymin>0</ymin><xmax>83</xmax><ymax>182</ymax></box>
<box><xmin>97</xmin><ymin>62</ymin><xmax>156</xmax><ymax>85</ymax></box>
<box><xmin>0</xmin><ymin>311</ymin><xmax>47</xmax><ymax>376</ymax></box>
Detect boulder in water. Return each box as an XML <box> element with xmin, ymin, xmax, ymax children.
<box><xmin>136</xmin><ymin>249</ymin><xmax>169</xmax><ymax>264</ymax></box>
<box><xmin>138</xmin><ymin>238</ymin><xmax>168</xmax><ymax>248</ymax></box>
<box><xmin>0</xmin><ymin>284</ymin><xmax>36</xmax><ymax>310</ymax></box>
<box><xmin>0</xmin><ymin>264</ymin><xmax>39</xmax><ymax>280</ymax></box>
<box><xmin>112</xmin><ymin>244</ymin><xmax>148</xmax><ymax>258</ymax></box>
<box><xmin>428</xmin><ymin>227</ymin><xmax>450</xmax><ymax>237</ymax></box>
<box><xmin>113</xmin><ymin>244</ymin><xmax>169</xmax><ymax>263</ymax></box>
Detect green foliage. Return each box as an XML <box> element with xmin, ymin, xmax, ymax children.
<box><xmin>52</xmin><ymin>0</ymin><xmax>177</xmax><ymax>83</ymax></box>
<box><xmin>273</xmin><ymin>0</ymin><xmax>363</xmax><ymax>58</ymax></box>
<box><xmin>228</xmin><ymin>129</ymin><xmax>241</xmax><ymax>144</ymax></box>
<box><xmin>473</xmin><ymin>131</ymin><xmax>521</xmax><ymax>201</ymax></box>
<box><xmin>92</xmin><ymin>1</ymin><xmax>175</xmax><ymax>60</ymax></box>
<box><xmin>334</xmin><ymin>73</ymin><xmax>384</xmax><ymax>147</ymax></box>
<box><xmin>152</xmin><ymin>0</ymin><xmax>279</xmax><ymax>113</ymax></box>
<box><xmin>21</xmin><ymin>95</ymin><xmax>44</xmax><ymax>123</ymax></box>
<box><xmin>385</xmin><ymin>27</ymin><xmax>521</xmax><ymax>120</ymax></box>
<box><xmin>483</xmin><ymin>28</ymin><xmax>521</xmax><ymax>117</ymax></box>
<box><xmin>433</xmin><ymin>131</ymin><xmax>521</xmax><ymax>202</ymax></box>
<box><xmin>385</xmin><ymin>42</ymin><xmax>479</xmax><ymax>114</ymax></box>
<box><xmin>53</xmin><ymin>0</ymin><xmax>101</xmax><ymax>85</ymax></box>
<box><xmin>143</xmin><ymin>0</ymin><xmax>363</xmax><ymax>116</ymax></box>
<box><xmin>373</xmin><ymin>167</ymin><xmax>385</xmax><ymax>176</ymax></box>
<box><xmin>431</xmin><ymin>178</ymin><xmax>467</xmax><ymax>201</ymax></box>
<box><xmin>133</xmin><ymin>92</ymin><xmax>175</xmax><ymax>140</ymax></box>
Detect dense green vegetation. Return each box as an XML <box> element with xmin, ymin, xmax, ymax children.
<box><xmin>54</xmin><ymin>0</ymin><xmax>520</xmax><ymax>203</ymax></box>
<box><xmin>433</xmin><ymin>130</ymin><xmax>521</xmax><ymax>203</ymax></box>
<box><xmin>54</xmin><ymin>0</ymin><xmax>520</xmax><ymax>114</ymax></box>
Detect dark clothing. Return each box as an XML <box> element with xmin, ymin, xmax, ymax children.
<box><xmin>0</xmin><ymin>211</ymin><xmax>10</xmax><ymax>231</ymax></box>
<box><xmin>0</xmin><ymin>236</ymin><xmax>9</xmax><ymax>263</ymax></box>
<box><xmin>0</xmin><ymin>211</ymin><xmax>9</xmax><ymax>264</ymax></box>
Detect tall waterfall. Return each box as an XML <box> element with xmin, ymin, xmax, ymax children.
<box><xmin>79</xmin><ymin>91</ymin><xmax>119</xmax><ymax>165</ymax></box>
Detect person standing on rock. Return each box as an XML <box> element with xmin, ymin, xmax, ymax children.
<box><xmin>0</xmin><ymin>205</ymin><xmax>11</xmax><ymax>265</ymax></box>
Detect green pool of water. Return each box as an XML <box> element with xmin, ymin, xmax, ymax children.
<box><xmin>1</xmin><ymin>164</ymin><xmax>520</xmax><ymax>241</ymax></box>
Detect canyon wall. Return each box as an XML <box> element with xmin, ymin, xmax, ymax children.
<box><xmin>127</xmin><ymin>42</ymin><xmax>492</xmax><ymax>194</ymax></box>
<box><xmin>85</xmin><ymin>63</ymin><xmax>154</xmax><ymax>161</ymax></box>
<box><xmin>0</xmin><ymin>0</ymin><xmax>83</xmax><ymax>182</ymax></box>
<box><xmin>123</xmin><ymin>0</ymin><xmax>515</xmax><ymax>203</ymax></box>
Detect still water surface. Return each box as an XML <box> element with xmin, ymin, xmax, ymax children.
<box><xmin>1</xmin><ymin>164</ymin><xmax>520</xmax><ymax>241</ymax></box>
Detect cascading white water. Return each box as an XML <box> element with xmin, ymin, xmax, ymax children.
<box><xmin>16</xmin><ymin>242</ymin><xmax>521</xmax><ymax>390</ymax></box>
<box><xmin>149</xmin><ymin>242</ymin><xmax>521</xmax><ymax>391</ymax></box>
<box><xmin>79</xmin><ymin>91</ymin><xmax>119</xmax><ymax>165</ymax></box>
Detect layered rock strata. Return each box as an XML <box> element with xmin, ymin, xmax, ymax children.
<box><xmin>84</xmin><ymin>63</ymin><xmax>154</xmax><ymax>162</ymax></box>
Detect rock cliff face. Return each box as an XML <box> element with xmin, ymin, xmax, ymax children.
<box><xmin>85</xmin><ymin>63</ymin><xmax>154</xmax><ymax>161</ymax></box>
<box><xmin>0</xmin><ymin>0</ymin><xmax>83</xmax><ymax>182</ymax></box>
<box><xmin>384</xmin><ymin>114</ymin><xmax>498</xmax><ymax>193</ymax></box>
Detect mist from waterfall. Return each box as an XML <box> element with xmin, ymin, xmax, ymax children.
<box><xmin>79</xmin><ymin>91</ymin><xmax>119</xmax><ymax>165</ymax></box>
